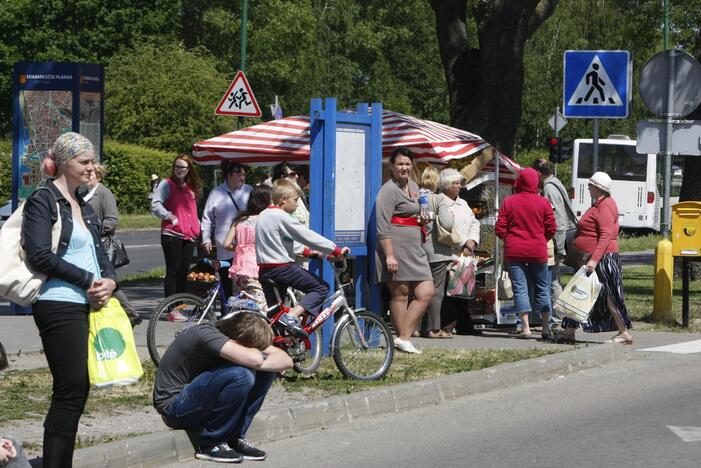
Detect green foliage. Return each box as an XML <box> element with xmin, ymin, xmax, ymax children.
<box><xmin>105</xmin><ymin>44</ymin><xmax>236</xmax><ymax>153</ymax></box>
<box><xmin>0</xmin><ymin>139</ymin><xmax>11</xmax><ymax>202</ymax></box>
<box><xmin>101</xmin><ymin>140</ymin><xmax>175</xmax><ymax>214</ymax></box>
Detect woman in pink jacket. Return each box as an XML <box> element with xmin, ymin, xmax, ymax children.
<box><xmin>557</xmin><ymin>172</ymin><xmax>632</xmax><ymax>344</ymax></box>
<box><xmin>496</xmin><ymin>168</ymin><xmax>556</xmax><ymax>339</ymax></box>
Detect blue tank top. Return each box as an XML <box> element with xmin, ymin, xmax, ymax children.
<box><xmin>39</xmin><ymin>220</ymin><xmax>102</xmax><ymax>304</ymax></box>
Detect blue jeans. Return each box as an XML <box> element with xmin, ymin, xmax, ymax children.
<box><xmin>161</xmin><ymin>364</ymin><xmax>276</xmax><ymax>448</ymax></box>
<box><xmin>507</xmin><ymin>261</ymin><xmax>550</xmax><ymax>320</ymax></box>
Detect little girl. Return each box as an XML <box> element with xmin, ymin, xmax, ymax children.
<box><xmin>223</xmin><ymin>185</ymin><xmax>272</xmax><ymax>310</ymax></box>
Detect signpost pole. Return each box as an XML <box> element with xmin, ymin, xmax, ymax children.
<box><xmin>237</xmin><ymin>0</ymin><xmax>249</xmax><ymax>130</ymax></box>
<box><xmin>554</xmin><ymin>106</ymin><xmax>560</xmax><ymax>177</ymax></box>
<box><xmin>592</xmin><ymin>118</ymin><xmax>599</xmax><ymax>172</ymax></box>
<box><xmin>662</xmin><ymin>52</ymin><xmax>676</xmax><ymax>238</ymax></box>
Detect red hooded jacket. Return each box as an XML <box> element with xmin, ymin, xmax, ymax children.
<box><xmin>495</xmin><ymin>168</ymin><xmax>556</xmax><ymax>262</ymax></box>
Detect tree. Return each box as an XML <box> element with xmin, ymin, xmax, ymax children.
<box><xmin>430</xmin><ymin>0</ymin><xmax>559</xmax><ymax>155</ymax></box>
<box><xmin>105</xmin><ymin>44</ymin><xmax>235</xmax><ymax>153</ymax></box>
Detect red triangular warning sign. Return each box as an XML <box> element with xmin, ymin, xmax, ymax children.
<box><xmin>215</xmin><ymin>71</ymin><xmax>262</xmax><ymax>117</ymax></box>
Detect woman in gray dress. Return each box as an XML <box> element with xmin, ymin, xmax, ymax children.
<box><xmin>375</xmin><ymin>148</ymin><xmax>434</xmax><ymax>354</ymax></box>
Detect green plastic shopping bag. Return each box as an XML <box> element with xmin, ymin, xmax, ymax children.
<box><xmin>88</xmin><ymin>297</ymin><xmax>143</xmax><ymax>388</ymax></box>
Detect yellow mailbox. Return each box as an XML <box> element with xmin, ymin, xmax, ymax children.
<box><xmin>672</xmin><ymin>201</ymin><xmax>701</xmax><ymax>256</ymax></box>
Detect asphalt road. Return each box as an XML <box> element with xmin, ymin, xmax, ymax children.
<box><xmin>170</xmin><ymin>345</ymin><xmax>701</xmax><ymax>468</ymax></box>
<box><xmin>117</xmin><ymin>229</ymin><xmax>163</xmax><ymax>279</ymax></box>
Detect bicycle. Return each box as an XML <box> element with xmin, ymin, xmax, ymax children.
<box><xmin>146</xmin><ymin>259</ymin><xmax>297</xmax><ymax>366</ymax></box>
<box><xmin>265</xmin><ymin>254</ymin><xmax>394</xmax><ymax>381</ymax></box>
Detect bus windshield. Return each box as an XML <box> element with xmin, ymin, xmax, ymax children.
<box><xmin>576</xmin><ymin>142</ymin><xmax>647</xmax><ymax>181</ymax></box>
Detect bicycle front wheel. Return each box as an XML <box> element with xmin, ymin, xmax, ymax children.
<box><xmin>292</xmin><ymin>327</ymin><xmax>323</xmax><ymax>375</ymax></box>
<box><xmin>147</xmin><ymin>293</ymin><xmax>213</xmax><ymax>366</ymax></box>
<box><xmin>332</xmin><ymin>310</ymin><xmax>394</xmax><ymax>381</ymax></box>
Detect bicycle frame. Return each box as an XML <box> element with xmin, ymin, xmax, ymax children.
<box><xmin>266</xmin><ymin>257</ymin><xmax>371</xmax><ymax>349</ymax></box>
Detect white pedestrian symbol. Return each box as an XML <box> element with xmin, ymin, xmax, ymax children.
<box><xmin>568</xmin><ymin>55</ymin><xmax>623</xmax><ymax>106</ymax></box>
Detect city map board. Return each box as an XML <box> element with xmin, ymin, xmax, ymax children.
<box><xmin>12</xmin><ymin>62</ymin><xmax>104</xmax><ymax>202</ymax></box>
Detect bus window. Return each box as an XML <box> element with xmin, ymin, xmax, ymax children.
<box><xmin>577</xmin><ymin>143</ymin><xmax>647</xmax><ymax>181</ymax></box>
<box><xmin>656</xmin><ymin>155</ymin><xmax>684</xmax><ymax>198</ymax></box>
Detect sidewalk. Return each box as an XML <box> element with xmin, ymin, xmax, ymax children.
<box><xmin>1</xmin><ymin>285</ymin><xmax>699</xmax><ymax>467</ymax></box>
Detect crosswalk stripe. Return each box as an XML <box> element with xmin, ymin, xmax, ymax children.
<box><xmin>667</xmin><ymin>426</ymin><xmax>701</xmax><ymax>442</ymax></box>
<box><xmin>640</xmin><ymin>339</ymin><xmax>701</xmax><ymax>354</ymax></box>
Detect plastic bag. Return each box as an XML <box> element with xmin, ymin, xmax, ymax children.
<box><xmin>447</xmin><ymin>255</ymin><xmax>477</xmax><ymax>298</ymax></box>
<box><xmin>497</xmin><ymin>270</ymin><xmax>513</xmax><ymax>300</ymax></box>
<box><xmin>88</xmin><ymin>297</ymin><xmax>144</xmax><ymax>388</ymax></box>
<box><xmin>554</xmin><ymin>266</ymin><xmax>602</xmax><ymax>323</ymax></box>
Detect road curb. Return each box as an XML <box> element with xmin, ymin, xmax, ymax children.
<box><xmin>72</xmin><ymin>343</ymin><xmax>629</xmax><ymax>467</ymax></box>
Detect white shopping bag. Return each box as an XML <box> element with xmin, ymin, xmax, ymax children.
<box><xmin>554</xmin><ymin>266</ymin><xmax>602</xmax><ymax>323</ymax></box>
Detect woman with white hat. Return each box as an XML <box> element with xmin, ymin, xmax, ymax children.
<box><xmin>557</xmin><ymin>171</ymin><xmax>633</xmax><ymax>344</ymax></box>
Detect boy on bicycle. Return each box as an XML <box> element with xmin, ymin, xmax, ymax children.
<box><xmin>153</xmin><ymin>312</ymin><xmax>292</xmax><ymax>463</ymax></box>
<box><xmin>256</xmin><ymin>179</ymin><xmax>350</xmax><ymax>335</ymax></box>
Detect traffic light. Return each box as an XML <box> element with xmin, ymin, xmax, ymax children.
<box><xmin>546</xmin><ymin>136</ymin><xmax>572</xmax><ymax>163</ymax></box>
<box><xmin>559</xmin><ymin>138</ymin><xmax>572</xmax><ymax>162</ymax></box>
<box><xmin>547</xmin><ymin>136</ymin><xmax>561</xmax><ymax>163</ymax></box>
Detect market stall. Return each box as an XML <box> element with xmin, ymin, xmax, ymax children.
<box><xmin>192</xmin><ymin>111</ymin><xmax>525</xmax><ymax>329</ymax></box>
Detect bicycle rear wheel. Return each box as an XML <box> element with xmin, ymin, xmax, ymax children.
<box><xmin>332</xmin><ymin>310</ymin><xmax>394</xmax><ymax>381</ymax></box>
<box><xmin>147</xmin><ymin>293</ymin><xmax>213</xmax><ymax>366</ymax></box>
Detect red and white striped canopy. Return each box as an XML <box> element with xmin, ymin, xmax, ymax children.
<box><xmin>192</xmin><ymin>111</ymin><xmax>522</xmax><ymax>182</ymax></box>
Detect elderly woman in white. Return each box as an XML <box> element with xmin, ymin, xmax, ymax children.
<box><xmin>435</xmin><ymin>168</ymin><xmax>481</xmax><ymax>336</ymax></box>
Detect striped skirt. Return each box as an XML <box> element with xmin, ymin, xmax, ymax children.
<box><xmin>563</xmin><ymin>252</ymin><xmax>632</xmax><ymax>333</ymax></box>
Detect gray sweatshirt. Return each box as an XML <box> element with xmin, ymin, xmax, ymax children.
<box><xmin>255</xmin><ymin>207</ymin><xmax>337</xmax><ymax>265</ymax></box>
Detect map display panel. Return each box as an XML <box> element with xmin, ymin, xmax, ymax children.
<box><xmin>17</xmin><ymin>90</ymin><xmax>72</xmax><ymax>198</ymax></box>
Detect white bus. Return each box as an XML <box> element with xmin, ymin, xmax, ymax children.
<box><xmin>570</xmin><ymin>136</ymin><xmax>683</xmax><ymax>232</ymax></box>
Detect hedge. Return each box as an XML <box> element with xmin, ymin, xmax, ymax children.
<box><xmin>101</xmin><ymin>140</ymin><xmax>177</xmax><ymax>213</ymax></box>
<box><xmin>0</xmin><ymin>140</ymin><xmax>10</xmax><ymax>203</ymax></box>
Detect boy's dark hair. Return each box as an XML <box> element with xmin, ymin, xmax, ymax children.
<box><xmin>0</xmin><ymin>341</ymin><xmax>8</xmax><ymax>371</ymax></box>
<box><xmin>532</xmin><ymin>158</ymin><xmax>553</xmax><ymax>177</ymax></box>
<box><xmin>271</xmin><ymin>162</ymin><xmax>293</xmax><ymax>182</ymax></box>
<box><xmin>216</xmin><ymin>312</ymin><xmax>273</xmax><ymax>351</ymax></box>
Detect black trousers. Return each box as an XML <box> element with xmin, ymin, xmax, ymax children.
<box><xmin>33</xmin><ymin>300</ymin><xmax>91</xmax><ymax>468</ymax></box>
<box><xmin>161</xmin><ymin>234</ymin><xmax>196</xmax><ymax>297</ymax></box>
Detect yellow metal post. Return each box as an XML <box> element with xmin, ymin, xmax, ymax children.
<box><xmin>652</xmin><ymin>239</ymin><xmax>675</xmax><ymax>321</ymax></box>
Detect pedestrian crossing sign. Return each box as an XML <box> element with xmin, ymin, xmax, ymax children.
<box><xmin>563</xmin><ymin>50</ymin><xmax>631</xmax><ymax>119</ymax></box>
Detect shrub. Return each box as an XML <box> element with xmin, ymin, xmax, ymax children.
<box><xmin>101</xmin><ymin>140</ymin><xmax>175</xmax><ymax>214</ymax></box>
<box><xmin>0</xmin><ymin>139</ymin><xmax>10</xmax><ymax>202</ymax></box>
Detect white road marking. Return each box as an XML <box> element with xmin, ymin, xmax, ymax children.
<box><xmin>125</xmin><ymin>244</ymin><xmax>160</xmax><ymax>249</ymax></box>
<box><xmin>640</xmin><ymin>339</ymin><xmax>701</xmax><ymax>354</ymax></box>
<box><xmin>667</xmin><ymin>426</ymin><xmax>701</xmax><ymax>442</ymax></box>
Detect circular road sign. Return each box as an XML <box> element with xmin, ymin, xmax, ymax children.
<box><xmin>639</xmin><ymin>49</ymin><xmax>701</xmax><ymax>118</ymax></box>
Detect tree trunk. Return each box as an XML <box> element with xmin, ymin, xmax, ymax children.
<box><xmin>430</xmin><ymin>0</ymin><xmax>559</xmax><ymax>155</ymax></box>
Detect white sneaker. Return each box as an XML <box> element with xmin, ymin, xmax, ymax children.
<box><xmin>394</xmin><ymin>337</ymin><xmax>422</xmax><ymax>354</ymax></box>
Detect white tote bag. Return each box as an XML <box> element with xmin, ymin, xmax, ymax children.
<box><xmin>0</xmin><ymin>191</ymin><xmax>61</xmax><ymax>306</ymax></box>
<box><xmin>554</xmin><ymin>266</ymin><xmax>602</xmax><ymax>323</ymax></box>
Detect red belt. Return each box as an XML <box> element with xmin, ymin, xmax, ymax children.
<box><xmin>391</xmin><ymin>216</ymin><xmax>427</xmax><ymax>242</ymax></box>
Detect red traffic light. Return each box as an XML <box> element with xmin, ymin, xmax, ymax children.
<box><xmin>549</xmin><ymin>137</ymin><xmax>559</xmax><ymax>146</ymax></box>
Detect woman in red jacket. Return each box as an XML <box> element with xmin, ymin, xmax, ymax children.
<box><xmin>496</xmin><ymin>168</ymin><xmax>556</xmax><ymax>339</ymax></box>
<box><xmin>557</xmin><ymin>172</ymin><xmax>633</xmax><ymax>344</ymax></box>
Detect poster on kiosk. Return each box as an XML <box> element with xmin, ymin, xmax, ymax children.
<box><xmin>8</xmin><ymin>61</ymin><xmax>104</xmax><ymax>314</ymax></box>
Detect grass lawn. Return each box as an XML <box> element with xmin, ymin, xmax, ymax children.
<box><xmin>617</xmin><ymin>233</ymin><xmax>660</xmax><ymax>252</ymax></box>
<box><xmin>0</xmin><ymin>348</ymin><xmax>556</xmax><ymax>425</ymax></box>
<box><xmin>118</xmin><ymin>213</ymin><xmax>161</xmax><ymax>230</ymax></box>
<box><xmin>562</xmin><ymin>264</ymin><xmax>701</xmax><ymax>331</ymax></box>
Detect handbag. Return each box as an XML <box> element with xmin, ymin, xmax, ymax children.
<box><xmin>431</xmin><ymin>194</ymin><xmax>463</xmax><ymax>247</ymax></box>
<box><xmin>554</xmin><ymin>266</ymin><xmax>602</xmax><ymax>323</ymax></box>
<box><xmin>88</xmin><ymin>297</ymin><xmax>144</xmax><ymax>388</ymax></box>
<box><xmin>103</xmin><ymin>236</ymin><xmax>130</xmax><ymax>269</ymax></box>
<box><xmin>497</xmin><ymin>270</ymin><xmax>514</xmax><ymax>300</ymax></box>
<box><xmin>0</xmin><ymin>189</ymin><xmax>61</xmax><ymax>306</ymax></box>
<box><xmin>563</xmin><ymin>242</ymin><xmax>591</xmax><ymax>270</ymax></box>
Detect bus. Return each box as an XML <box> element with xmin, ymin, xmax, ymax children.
<box><xmin>570</xmin><ymin>136</ymin><xmax>684</xmax><ymax>232</ymax></box>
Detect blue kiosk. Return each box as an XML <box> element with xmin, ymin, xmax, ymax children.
<box><xmin>308</xmin><ymin>98</ymin><xmax>384</xmax><ymax>351</ymax></box>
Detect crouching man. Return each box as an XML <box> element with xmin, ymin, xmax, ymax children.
<box><xmin>153</xmin><ymin>313</ymin><xmax>293</xmax><ymax>463</ymax></box>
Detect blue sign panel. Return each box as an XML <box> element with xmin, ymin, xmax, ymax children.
<box><xmin>563</xmin><ymin>50</ymin><xmax>630</xmax><ymax>119</ymax></box>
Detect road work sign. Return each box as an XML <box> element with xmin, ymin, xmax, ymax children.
<box><xmin>215</xmin><ymin>71</ymin><xmax>262</xmax><ymax>117</ymax></box>
<box><xmin>563</xmin><ymin>50</ymin><xmax>631</xmax><ymax>119</ymax></box>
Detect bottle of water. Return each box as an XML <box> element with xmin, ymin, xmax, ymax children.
<box><xmin>418</xmin><ymin>188</ymin><xmax>432</xmax><ymax>219</ymax></box>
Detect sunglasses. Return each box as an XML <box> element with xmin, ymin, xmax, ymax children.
<box><xmin>286</xmin><ymin>170</ymin><xmax>298</xmax><ymax>177</ymax></box>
